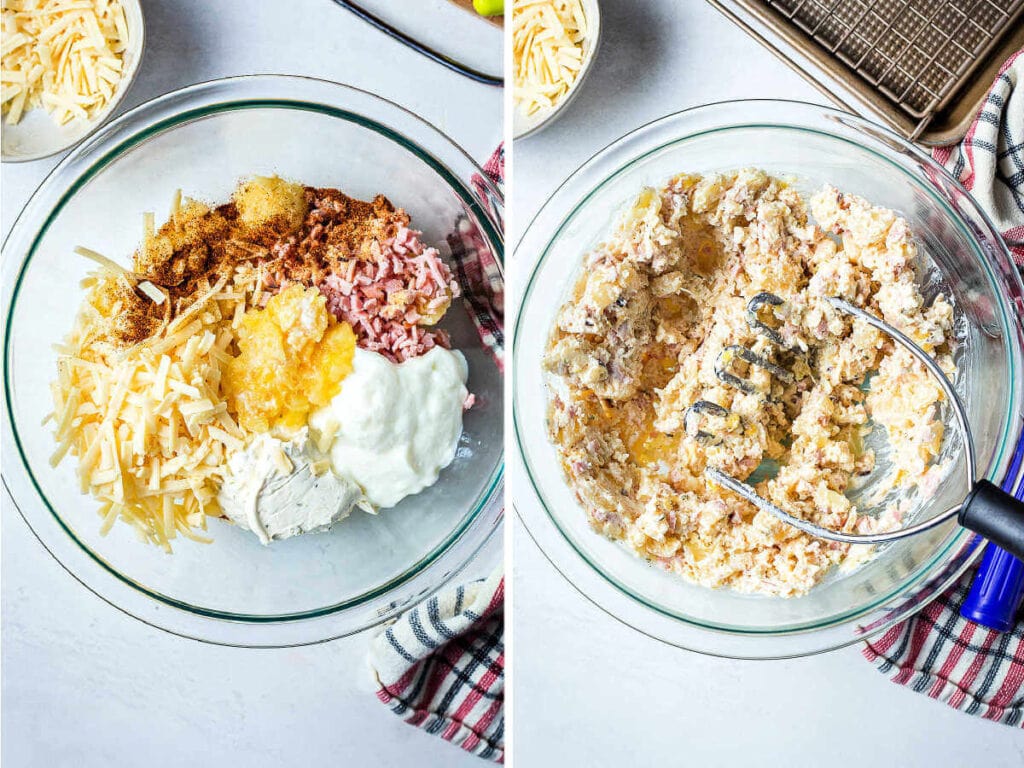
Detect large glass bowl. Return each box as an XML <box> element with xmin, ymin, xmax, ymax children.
<box><xmin>513</xmin><ymin>100</ymin><xmax>1024</xmax><ymax>658</ymax></box>
<box><xmin>2</xmin><ymin>76</ymin><xmax>504</xmax><ymax>647</ymax></box>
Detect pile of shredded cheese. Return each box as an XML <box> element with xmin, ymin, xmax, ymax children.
<box><xmin>48</xmin><ymin>261</ymin><xmax>265</xmax><ymax>552</ymax></box>
<box><xmin>1</xmin><ymin>0</ymin><xmax>128</xmax><ymax>126</ymax></box>
<box><xmin>513</xmin><ymin>0</ymin><xmax>587</xmax><ymax>117</ymax></box>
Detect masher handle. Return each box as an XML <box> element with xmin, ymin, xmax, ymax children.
<box><xmin>959</xmin><ymin>481</ymin><xmax>1024</xmax><ymax>561</ymax></box>
<box><xmin>958</xmin><ymin>481</ymin><xmax>1024</xmax><ymax>632</ymax></box>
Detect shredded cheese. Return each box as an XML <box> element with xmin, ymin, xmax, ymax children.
<box><xmin>2</xmin><ymin>0</ymin><xmax>129</xmax><ymax>126</ymax></box>
<box><xmin>73</xmin><ymin>244</ymin><xmax>132</xmax><ymax>277</ymax></box>
<box><xmin>136</xmin><ymin>280</ymin><xmax>167</xmax><ymax>305</ymax></box>
<box><xmin>513</xmin><ymin>0</ymin><xmax>588</xmax><ymax>117</ymax></box>
<box><xmin>49</xmin><ymin>261</ymin><xmax>263</xmax><ymax>551</ymax></box>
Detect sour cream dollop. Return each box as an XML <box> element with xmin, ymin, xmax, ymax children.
<box><xmin>309</xmin><ymin>346</ymin><xmax>469</xmax><ymax>508</ymax></box>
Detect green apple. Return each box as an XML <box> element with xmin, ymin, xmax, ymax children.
<box><xmin>473</xmin><ymin>0</ymin><xmax>504</xmax><ymax>17</ymax></box>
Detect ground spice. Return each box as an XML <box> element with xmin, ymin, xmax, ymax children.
<box><xmin>94</xmin><ymin>181</ymin><xmax>416</xmax><ymax>349</ymax></box>
<box><xmin>135</xmin><ymin>203</ymin><xmax>251</xmax><ymax>298</ymax></box>
<box><xmin>267</xmin><ymin>188</ymin><xmax>409</xmax><ymax>286</ymax></box>
<box><xmin>85</xmin><ymin>276</ymin><xmax>165</xmax><ymax>349</ymax></box>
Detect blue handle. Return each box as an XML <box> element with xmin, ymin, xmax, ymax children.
<box><xmin>961</xmin><ymin>545</ymin><xmax>1024</xmax><ymax>632</ymax></box>
<box><xmin>961</xmin><ymin>436</ymin><xmax>1024</xmax><ymax>632</ymax></box>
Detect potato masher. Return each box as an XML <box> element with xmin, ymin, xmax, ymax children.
<box><xmin>684</xmin><ymin>293</ymin><xmax>1024</xmax><ymax>563</ymax></box>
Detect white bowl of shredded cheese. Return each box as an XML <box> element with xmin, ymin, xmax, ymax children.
<box><xmin>1</xmin><ymin>0</ymin><xmax>145</xmax><ymax>163</ymax></box>
<box><xmin>512</xmin><ymin>0</ymin><xmax>600</xmax><ymax>140</ymax></box>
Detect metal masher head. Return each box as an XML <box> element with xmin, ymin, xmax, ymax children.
<box><xmin>746</xmin><ymin>291</ymin><xmax>787</xmax><ymax>346</ymax></box>
<box><xmin>685</xmin><ymin>292</ymin><xmax>796</xmax><ymax>443</ymax></box>
<box><xmin>691</xmin><ymin>295</ymin><xmax>978</xmax><ymax>546</ymax></box>
<box><xmin>714</xmin><ymin>345</ymin><xmax>793</xmax><ymax>395</ymax></box>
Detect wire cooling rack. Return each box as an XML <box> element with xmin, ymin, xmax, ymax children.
<box><xmin>711</xmin><ymin>0</ymin><xmax>1024</xmax><ymax>144</ymax></box>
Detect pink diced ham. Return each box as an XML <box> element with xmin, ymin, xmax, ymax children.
<box><xmin>316</xmin><ymin>226</ymin><xmax>459</xmax><ymax>364</ymax></box>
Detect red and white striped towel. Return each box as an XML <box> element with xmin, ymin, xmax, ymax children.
<box><xmin>863</xmin><ymin>51</ymin><xmax>1024</xmax><ymax>727</ymax></box>
<box><xmin>933</xmin><ymin>49</ymin><xmax>1024</xmax><ymax>261</ymax></box>
<box><xmin>450</xmin><ymin>144</ymin><xmax>505</xmax><ymax>371</ymax></box>
<box><xmin>863</xmin><ymin>576</ymin><xmax>1024</xmax><ymax>726</ymax></box>
<box><xmin>369</xmin><ymin>568</ymin><xmax>505</xmax><ymax>761</ymax></box>
<box><xmin>368</xmin><ymin>145</ymin><xmax>505</xmax><ymax>760</ymax></box>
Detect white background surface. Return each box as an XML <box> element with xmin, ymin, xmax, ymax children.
<box><xmin>7</xmin><ymin>0</ymin><xmax>1024</xmax><ymax>766</ymax></box>
<box><xmin>1</xmin><ymin>1</ymin><xmax>501</xmax><ymax>766</ymax></box>
<box><xmin>510</xmin><ymin>1</ymin><xmax>1024</xmax><ymax>766</ymax></box>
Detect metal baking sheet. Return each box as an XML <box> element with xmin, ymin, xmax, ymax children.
<box><xmin>710</xmin><ymin>0</ymin><xmax>1024</xmax><ymax>145</ymax></box>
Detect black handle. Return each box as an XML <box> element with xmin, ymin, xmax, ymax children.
<box><xmin>959</xmin><ymin>480</ymin><xmax>1024</xmax><ymax>560</ymax></box>
<box><xmin>331</xmin><ymin>1</ymin><xmax>504</xmax><ymax>87</ymax></box>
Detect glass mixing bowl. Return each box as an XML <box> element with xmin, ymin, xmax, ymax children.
<box><xmin>2</xmin><ymin>76</ymin><xmax>504</xmax><ymax>647</ymax></box>
<box><xmin>513</xmin><ymin>100</ymin><xmax>1024</xmax><ymax>658</ymax></box>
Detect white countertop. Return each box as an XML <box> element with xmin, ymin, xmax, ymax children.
<box><xmin>510</xmin><ymin>1</ymin><xmax>1024</xmax><ymax>766</ymax></box>
<box><xmin>1</xmin><ymin>1</ymin><xmax>501</xmax><ymax>766</ymax></box>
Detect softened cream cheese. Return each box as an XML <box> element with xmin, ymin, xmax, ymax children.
<box><xmin>309</xmin><ymin>347</ymin><xmax>469</xmax><ymax>509</ymax></box>
<box><xmin>217</xmin><ymin>428</ymin><xmax>361</xmax><ymax>544</ymax></box>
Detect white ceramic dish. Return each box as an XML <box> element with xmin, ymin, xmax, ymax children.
<box><xmin>512</xmin><ymin>0</ymin><xmax>601</xmax><ymax>140</ymax></box>
<box><xmin>1</xmin><ymin>0</ymin><xmax>145</xmax><ymax>164</ymax></box>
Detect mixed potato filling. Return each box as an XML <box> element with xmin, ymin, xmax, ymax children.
<box><xmin>544</xmin><ymin>169</ymin><xmax>955</xmax><ymax>597</ymax></box>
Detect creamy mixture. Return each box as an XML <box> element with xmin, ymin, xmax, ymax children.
<box><xmin>544</xmin><ymin>169</ymin><xmax>955</xmax><ymax>597</ymax></box>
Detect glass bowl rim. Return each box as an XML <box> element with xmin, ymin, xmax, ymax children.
<box><xmin>2</xmin><ymin>75</ymin><xmax>505</xmax><ymax>635</ymax></box>
<box><xmin>512</xmin><ymin>97</ymin><xmax>1022</xmax><ymax>656</ymax></box>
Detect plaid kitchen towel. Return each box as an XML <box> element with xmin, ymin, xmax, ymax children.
<box><xmin>451</xmin><ymin>143</ymin><xmax>505</xmax><ymax>371</ymax></box>
<box><xmin>368</xmin><ymin>145</ymin><xmax>505</xmax><ymax>761</ymax></box>
<box><xmin>369</xmin><ymin>568</ymin><xmax>505</xmax><ymax>761</ymax></box>
<box><xmin>933</xmin><ymin>48</ymin><xmax>1024</xmax><ymax>261</ymax></box>
<box><xmin>863</xmin><ymin>572</ymin><xmax>1024</xmax><ymax>726</ymax></box>
<box><xmin>863</xmin><ymin>51</ymin><xmax>1024</xmax><ymax>727</ymax></box>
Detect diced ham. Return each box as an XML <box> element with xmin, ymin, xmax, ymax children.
<box><xmin>316</xmin><ymin>226</ymin><xmax>459</xmax><ymax>363</ymax></box>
